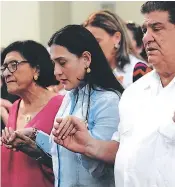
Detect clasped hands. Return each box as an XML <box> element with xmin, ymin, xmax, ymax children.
<box><xmin>1</xmin><ymin>127</ymin><xmax>38</xmax><ymax>156</ymax></box>
<box><xmin>52</xmin><ymin>116</ymin><xmax>90</xmax><ymax>154</ymax></box>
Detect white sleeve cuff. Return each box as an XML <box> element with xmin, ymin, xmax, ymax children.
<box><xmin>111</xmin><ymin>131</ymin><xmax>120</xmax><ymax>142</ymax></box>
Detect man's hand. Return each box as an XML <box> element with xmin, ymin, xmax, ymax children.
<box><xmin>52</xmin><ymin>116</ymin><xmax>92</xmax><ymax>154</ymax></box>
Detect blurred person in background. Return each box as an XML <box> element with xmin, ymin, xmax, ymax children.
<box><xmin>126</xmin><ymin>21</ymin><xmax>152</xmax><ymax>82</ymax></box>
<box><xmin>83</xmin><ymin>10</ymin><xmax>152</xmax><ymax>88</ymax></box>
<box><xmin>47</xmin><ymin>80</ymin><xmax>66</xmax><ymax>96</ymax></box>
<box><xmin>2</xmin><ymin>25</ymin><xmax>124</xmax><ymax>187</ymax></box>
<box><xmin>1</xmin><ymin>77</ymin><xmax>19</xmax><ymax>129</ymax></box>
<box><xmin>126</xmin><ymin>21</ymin><xmax>148</xmax><ymax>61</ymax></box>
<box><xmin>0</xmin><ymin>40</ymin><xmax>63</xmax><ymax>187</ymax></box>
<box><xmin>1</xmin><ymin>48</ymin><xmax>19</xmax><ymax>129</ymax></box>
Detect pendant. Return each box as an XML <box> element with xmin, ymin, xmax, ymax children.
<box><xmin>25</xmin><ymin>115</ymin><xmax>32</xmax><ymax>123</ymax></box>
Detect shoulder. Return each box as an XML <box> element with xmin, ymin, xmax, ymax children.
<box><xmin>51</xmin><ymin>94</ymin><xmax>64</xmax><ymax>102</ymax></box>
<box><xmin>44</xmin><ymin>95</ymin><xmax>64</xmax><ymax>111</ymax></box>
<box><xmin>91</xmin><ymin>89</ymin><xmax>120</xmax><ymax>104</ymax></box>
<box><xmin>48</xmin><ymin>94</ymin><xmax>64</xmax><ymax>104</ymax></box>
<box><xmin>122</xmin><ymin>70</ymin><xmax>155</xmax><ymax>99</ymax></box>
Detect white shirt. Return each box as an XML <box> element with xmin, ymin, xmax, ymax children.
<box><xmin>113</xmin><ymin>54</ymin><xmax>146</xmax><ymax>88</ymax></box>
<box><xmin>112</xmin><ymin>70</ymin><xmax>175</xmax><ymax>187</ymax></box>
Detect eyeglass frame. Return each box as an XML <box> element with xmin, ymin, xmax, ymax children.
<box><xmin>0</xmin><ymin>60</ymin><xmax>28</xmax><ymax>76</ymax></box>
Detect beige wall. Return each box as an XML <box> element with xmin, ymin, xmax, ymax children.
<box><xmin>39</xmin><ymin>1</ymin><xmax>71</xmax><ymax>46</ymax></box>
<box><xmin>70</xmin><ymin>1</ymin><xmax>101</xmax><ymax>24</ymax></box>
<box><xmin>115</xmin><ymin>1</ymin><xmax>145</xmax><ymax>24</ymax></box>
<box><xmin>1</xmin><ymin>1</ymin><xmax>40</xmax><ymax>47</ymax></box>
<box><xmin>1</xmin><ymin>1</ymin><xmax>146</xmax><ymax>47</ymax></box>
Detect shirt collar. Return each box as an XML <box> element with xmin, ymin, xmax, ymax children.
<box><xmin>69</xmin><ymin>83</ymin><xmax>96</xmax><ymax>97</ymax></box>
<box><xmin>143</xmin><ymin>70</ymin><xmax>175</xmax><ymax>90</ymax></box>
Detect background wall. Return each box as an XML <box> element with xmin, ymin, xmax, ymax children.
<box><xmin>0</xmin><ymin>1</ymin><xmax>145</xmax><ymax>47</ymax></box>
<box><xmin>1</xmin><ymin>1</ymin><xmax>40</xmax><ymax>46</ymax></box>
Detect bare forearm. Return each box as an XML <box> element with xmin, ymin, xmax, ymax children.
<box><xmin>85</xmin><ymin>139</ymin><xmax>119</xmax><ymax>164</ymax></box>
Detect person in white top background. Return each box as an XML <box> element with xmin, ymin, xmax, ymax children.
<box><xmin>52</xmin><ymin>1</ymin><xmax>175</xmax><ymax>187</ymax></box>
<box><xmin>83</xmin><ymin>10</ymin><xmax>151</xmax><ymax>88</ymax></box>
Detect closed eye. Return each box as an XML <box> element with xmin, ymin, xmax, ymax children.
<box><xmin>59</xmin><ymin>61</ymin><xmax>66</xmax><ymax>66</ymax></box>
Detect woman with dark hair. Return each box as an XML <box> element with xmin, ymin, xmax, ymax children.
<box><xmin>126</xmin><ymin>21</ymin><xmax>147</xmax><ymax>61</ymax></box>
<box><xmin>2</xmin><ymin>25</ymin><xmax>124</xmax><ymax>187</ymax></box>
<box><xmin>83</xmin><ymin>10</ymin><xmax>151</xmax><ymax>87</ymax></box>
<box><xmin>0</xmin><ymin>40</ymin><xmax>63</xmax><ymax>187</ymax></box>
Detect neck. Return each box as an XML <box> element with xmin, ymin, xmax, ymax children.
<box><xmin>19</xmin><ymin>84</ymin><xmax>55</xmax><ymax>113</ymax></box>
<box><xmin>109</xmin><ymin>56</ymin><xmax>117</xmax><ymax>70</ymax></box>
<box><xmin>159</xmin><ymin>72</ymin><xmax>175</xmax><ymax>87</ymax></box>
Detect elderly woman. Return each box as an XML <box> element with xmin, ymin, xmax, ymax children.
<box><xmin>83</xmin><ymin>10</ymin><xmax>152</xmax><ymax>88</ymax></box>
<box><xmin>0</xmin><ymin>40</ymin><xmax>63</xmax><ymax>187</ymax></box>
<box><xmin>2</xmin><ymin>25</ymin><xmax>124</xmax><ymax>187</ymax></box>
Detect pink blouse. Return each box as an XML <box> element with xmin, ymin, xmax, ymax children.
<box><xmin>1</xmin><ymin>95</ymin><xmax>63</xmax><ymax>187</ymax></box>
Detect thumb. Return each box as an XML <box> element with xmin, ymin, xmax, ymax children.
<box><xmin>8</xmin><ymin>132</ymin><xmax>17</xmax><ymax>143</ymax></box>
<box><xmin>15</xmin><ymin>132</ymin><xmax>31</xmax><ymax>142</ymax></box>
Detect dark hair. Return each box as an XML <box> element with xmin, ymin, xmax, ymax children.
<box><xmin>141</xmin><ymin>1</ymin><xmax>175</xmax><ymax>24</ymax></box>
<box><xmin>48</xmin><ymin>25</ymin><xmax>124</xmax><ymax>121</ymax></box>
<box><xmin>126</xmin><ymin>22</ymin><xmax>147</xmax><ymax>61</ymax></box>
<box><xmin>83</xmin><ymin>10</ymin><xmax>138</xmax><ymax>70</ymax></box>
<box><xmin>1</xmin><ymin>40</ymin><xmax>58</xmax><ymax>88</ymax></box>
<box><xmin>48</xmin><ymin>24</ymin><xmax>124</xmax><ymax>95</ymax></box>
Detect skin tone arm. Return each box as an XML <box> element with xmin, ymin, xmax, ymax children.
<box><xmin>84</xmin><ymin>138</ymin><xmax>119</xmax><ymax>164</ymax></box>
<box><xmin>52</xmin><ymin>116</ymin><xmax>119</xmax><ymax>164</ymax></box>
<box><xmin>52</xmin><ymin>113</ymin><xmax>175</xmax><ymax>163</ymax></box>
<box><xmin>0</xmin><ymin>98</ymin><xmax>13</xmax><ymax>126</ymax></box>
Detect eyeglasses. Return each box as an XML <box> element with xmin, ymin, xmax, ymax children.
<box><xmin>0</xmin><ymin>60</ymin><xmax>28</xmax><ymax>76</ymax></box>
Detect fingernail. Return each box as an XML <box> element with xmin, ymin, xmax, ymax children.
<box><xmin>62</xmin><ymin>136</ymin><xmax>65</xmax><ymax>139</ymax></box>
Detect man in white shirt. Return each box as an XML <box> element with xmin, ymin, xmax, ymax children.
<box><xmin>52</xmin><ymin>1</ymin><xmax>175</xmax><ymax>187</ymax></box>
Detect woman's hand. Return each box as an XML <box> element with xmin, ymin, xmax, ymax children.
<box><xmin>52</xmin><ymin>116</ymin><xmax>92</xmax><ymax>154</ymax></box>
<box><xmin>1</xmin><ymin>127</ymin><xmax>38</xmax><ymax>154</ymax></box>
<box><xmin>1</xmin><ymin>127</ymin><xmax>15</xmax><ymax>149</ymax></box>
<box><xmin>11</xmin><ymin>132</ymin><xmax>39</xmax><ymax>157</ymax></box>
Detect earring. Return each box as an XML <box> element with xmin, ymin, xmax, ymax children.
<box><xmin>114</xmin><ymin>43</ymin><xmax>120</xmax><ymax>50</ymax></box>
<box><xmin>34</xmin><ymin>75</ymin><xmax>38</xmax><ymax>81</ymax></box>
<box><xmin>86</xmin><ymin>67</ymin><xmax>91</xmax><ymax>73</ymax></box>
